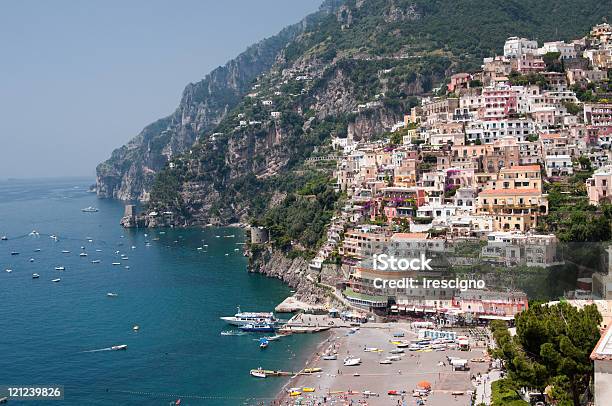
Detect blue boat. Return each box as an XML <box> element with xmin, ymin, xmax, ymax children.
<box><xmin>240</xmin><ymin>323</ymin><xmax>275</xmax><ymax>333</ymax></box>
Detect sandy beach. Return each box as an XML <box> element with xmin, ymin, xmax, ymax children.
<box><xmin>272</xmin><ymin>322</ymin><xmax>491</xmax><ymax>406</ymax></box>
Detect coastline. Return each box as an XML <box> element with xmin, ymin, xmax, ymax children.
<box><xmin>273</xmin><ymin>329</ymin><xmax>336</xmax><ymax>404</ymax></box>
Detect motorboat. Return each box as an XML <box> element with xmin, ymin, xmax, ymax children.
<box><xmin>133</xmin><ymin>325</ymin><xmax>140</xmax><ymax>331</ymax></box>
<box><xmin>259</xmin><ymin>338</ymin><xmax>269</xmax><ymax>349</ymax></box>
<box><xmin>240</xmin><ymin>323</ymin><xmax>275</xmax><ymax>333</ymax></box>
<box><xmin>250</xmin><ymin>368</ymin><xmax>266</xmax><ymax>378</ymax></box>
<box><xmin>387</xmin><ymin>355</ymin><xmax>402</xmax><ymax>361</ymax></box>
<box><xmin>0</xmin><ymin>236</ymin><xmax>7</xmax><ymax>240</ymax></box>
<box><xmin>220</xmin><ymin>307</ymin><xmax>277</xmax><ymax>326</ymax></box>
<box><xmin>79</xmin><ymin>252</ymin><xmax>88</xmax><ymax>257</ymax></box>
<box><xmin>52</xmin><ymin>278</ymin><xmax>61</xmax><ymax>283</ymax></box>
<box><xmin>10</xmin><ymin>251</ymin><xmax>19</xmax><ymax>255</ymax></box>
<box><xmin>32</xmin><ymin>273</ymin><xmax>40</xmax><ymax>279</ymax></box>
<box><xmin>34</xmin><ymin>248</ymin><xmax>41</xmax><ymax>252</ymax></box>
<box><xmin>111</xmin><ymin>262</ymin><xmax>121</xmax><ymax>266</ymax></box>
<box><xmin>390</xmin><ymin>348</ymin><xmax>405</xmax><ymax>354</ymax></box>
<box><xmin>81</xmin><ymin>207</ymin><xmax>99</xmax><ymax>212</ymax></box>
<box><xmin>61</xmin><ymin>250</ymin><xmax>70</xmax><ymax>253</ymax></box>
<box><xmin>107</xmin><ymin>293</ymin><xmax>118</xmax><ymax>297</ymax></box>
<box><xmin>91</xmin><ymin>260</ymin><xmax>101</xmax><ymax>264</ymax></box>
<box><xmin>111</xmin><ymin>345</ymin><xmax>127</xmax><ymax>351</ymax></box>
<box><xmin>379</xmin><ymin>359</ymin><xmax>392</xmax><ymax>364</ymax></box>
<box><xmin>5</xmin><ymin>269</ymin><xmax>12</xmax><ymax>273</ymax></box>
<box><xmin>29</xmin><ymin>258</ymin><xmax>35</xmax><ymax>262</ymax></box>
<box><xmin>264</xmin><ymin>335</ymin><xmax>282</xmax><ymax>341</ymax></box>
<box><xmin>322</xmin><ymin>354</ymin><xmax>337</xmax><ymax>360</ymax></box>
<box><xmin>55</xmin><ymin>266</ymin><xmax>65</xmax><ymax>271</ymax></box>
<box><xmin>343</xmin><ymin>357</ymin><xmax>361</xmax><ymax>366</ymax></box>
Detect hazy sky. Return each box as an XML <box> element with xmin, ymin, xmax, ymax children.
<box><xmin>0</xmin><ymin>0</ymin><xmax>322</xmax><ymax>179</ymax></box>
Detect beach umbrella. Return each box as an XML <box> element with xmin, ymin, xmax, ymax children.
<box><xmin>417</xmin><ymin>381</ymin><xmax>431</xmax><ymax>390</ymax></box>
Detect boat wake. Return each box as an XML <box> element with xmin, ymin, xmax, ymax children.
<box><xmin>80</xmin><ymin>347</ymin><xmax>113</xmax><ymax>353</ymax></box>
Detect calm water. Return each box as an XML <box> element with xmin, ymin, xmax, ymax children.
<box><xmin>0</xmin><ymin>178</ymin><xmax>319</xmax><ymax>405</ymax></box>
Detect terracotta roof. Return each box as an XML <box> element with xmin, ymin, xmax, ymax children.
<box><xmin>501</xmin><ymin>165</ymin><xmax>541</xmax><ymax>172</ymax></box>
<box><xmin>479</xmin><ymin>188</ymin><xmax>542</xmax><ymax>196</ymax></box>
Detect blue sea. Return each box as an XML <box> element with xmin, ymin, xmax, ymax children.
<box><xmin>0</xmin><ymin>178</ymin><xmax>319</xmax><ymax>405</ymax></box>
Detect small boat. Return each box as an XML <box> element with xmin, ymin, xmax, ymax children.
<box><xmin>29</xmin><ymin>230</ymin><xmax>40</xmax><ymax>236</ymax></box>
<box><xmin>224</xmin><ymin>234</ymin><xmax>235</xmax><ymax>238</ymax></box>
<box><xmin>81</xmin><ymin>206</ymin><xmax>99</xmax><ymax>212</ymax></box>
<box><xmin>55</xmin><ymin>266</ymin><xmax>65</xmax><ymax>271</ymax></box>
<box><xmin>5</xmin><ymin>269</ymin><xmax>12</xmax><ymax>273</ymax></box>
<box><xmin>343</xmin><ymin>357</ymin><xmax>361</xmax><ymax>366</ymax></box>
<box><xmin>322</xmin><ymin>354</ymin><xmax>337</xmax><ymax>360</ymax></box>
<box><xmin>111</xmin><ymin>262</ymin><xmax>121</xmax><ymax>266</ymax></box>
<box><xmin>34</xmin><ymin>248</ymin><xmax>41</xmax><ymax>252</ymax></box>
<box><xmin>52</xmin><ymin>278</ymin><xmax>61</xmax><ymax>283</ymax></box>
<box><xmin>32</xmin><ymin>273</ymin><xmax>40</xmax><ymax>278</ymax></box>
<box><xmin>61</xmin><ymin>250</ymin><xmax>70</xmax><ymax>253</ymax></box>
<box><xmin>240</xmin><ymin>323</ymin><xmax>275</xmax><ymax>333</ymax></box>
<box><xmin>91</xmin><ymin>260</ymin><xmax>101</xmax><ymax>264</ymax></box>
<box><xmin>387</xmin><ymin>355</ymin><xmax>402</xmax><ymax>361</ymax></box>
<box><xmin>264</xmin><ymin>335</ymin><xmax>283</xmax><ymax>341</ymax></box>
<box><xmin>390</xmin><ymin>349</ymin><xmax>405</xmax><ymax>354</ymax></box>
<box><xmin>259</xmin><ymin>338</ymin><xmax>269</xmax><ymax>349</ymax></box>
<box><xmin>133</xmin><ymin>325</ymin><xmax>140</xmax><ymax>331</ymax></box>
<box><xmin>303</xmin><ymin>387</ymin><xmax>315</xmax><ymax>393</ymax></box>
<box><xmin>107</xmin><ymin>293</ymin><xmax>118</xmax><ymax>297</ymax></box>
<box><xmin>79</xmin><ymin>252</ymin><xmax>88</xmax><ymax>257</ymax></box>
<box><xmin>95</xmin><ymin>249</ymin><xmax>102</xmax><ymax>252</ymax></box>
<box><xmin>0</xmin><ymin>236</ymin><xmax>7</xmax><ymax>240</ymax></box>
<box><xmin>289</xmin><ymin>391</ymin><xmax>301</xmax><ymax>397</ymax></box>
<box><xmin>10</xmin><ymin>251</ymin><xmax>19</xmax><ymax>255</ymax></box>
<box><xmin>303</xmin><ymin>368</ymin><xmax>322</xmax><ymax>373</ymax></box>
<box><xmin>29</xmin><ymin>258</ymin><xmax>35</xmax><ymax>262</ymax></box>
<box><xmin>124</xmin><ymin>266</ymin><xmax>130</xmax><ymax>269</ymax></box>
<box><xmin>379</xmin><ymin>359</ymin><xmax>392</xmax><ymax>364</ymax></box>
<box><xmin>111</xmin><ymin>345</ymin><xmax>127</xmax><ymax>351</ymax></box>
<box><xmin>250</xmin><ymin>368</ymin><xmax>266</xmax><ymax>378</ymax></box>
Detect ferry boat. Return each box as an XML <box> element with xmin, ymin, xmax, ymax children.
<box><xmin>220</xmin><ymin>307</ymin><xmax>277</xmax><ymax>327</ymax></box>
<box><xmin>81</xmin><ymin>206</ymin><xmax>99</xmax><ymax>213</ymax></box>
<box><xmin>239</xmin><ymin>323</ymin><xmax>275</xmax><ymax>333</ymax></box>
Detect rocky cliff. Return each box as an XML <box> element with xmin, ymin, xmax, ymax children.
<box><xmin>95</xmin><ymin>10</ymin><xmax>326</xmax><ymax>200</ymax></box>
<box><xmin>248</xmin><ymin>245</ymin><xmax>344</xmax><ymax>307</ymax></box>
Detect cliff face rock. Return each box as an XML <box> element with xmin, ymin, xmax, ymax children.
<box><xmin>95</xmin><ymin>20</ymin><xmax>316</xmax><ymax>201</ymax></box>
<box><xmin>249</xmin><ymin>246</ymin><xmax>342</xmax><ymax>307</ymax></box>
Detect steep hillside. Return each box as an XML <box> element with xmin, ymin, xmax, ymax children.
<box><xmin>99</xmin><ymin>0</ymin><xmax>610</xmax><ymax>233</ymax></box>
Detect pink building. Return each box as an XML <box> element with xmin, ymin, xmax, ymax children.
<box><xmin>447</xmin><ymin>73</ymin><xmax>472</xmax><ymax>93</ymax></box>
<box><xmin>481</xmin><ymin>86</ymin><xmax>518</xmax><ymax>120</ymax></box>
<box><xmin>587</xmin><ymin>166</ymin><xmax>612</xmax><ymax>205</ymax></box>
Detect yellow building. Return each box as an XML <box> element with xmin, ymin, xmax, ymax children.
<box><xmin>477</xmin><ymin>188</ymin><xmax>548</xmax><ymax>232</ymax></box>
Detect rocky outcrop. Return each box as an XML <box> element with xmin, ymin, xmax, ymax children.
<box><xmin>249</xmin><ymin>246</ymin><xmax>342</xmax><ymax>307</ymax></box>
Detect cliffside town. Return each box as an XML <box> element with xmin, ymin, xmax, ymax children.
<box><xmin>244</xmin><ymin>23</ymin><xmax>612</xmax><ymax>318</ymax></box>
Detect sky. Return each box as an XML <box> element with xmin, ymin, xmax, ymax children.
<box><xmin>0</xmin><ymin>0</ymin><xmax>322</xmax><ymax>179</ymax></box>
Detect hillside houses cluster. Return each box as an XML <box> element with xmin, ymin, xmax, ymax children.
<box><xmin>307</xmin><ymin>24</ymin><xmax>611</xmax><ymax>318</ymax></box>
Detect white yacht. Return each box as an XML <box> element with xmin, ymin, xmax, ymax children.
<box><xmin>220</xmin><ymin>307</ymin><xmax>277</xmax><ymax>327</ymax></box>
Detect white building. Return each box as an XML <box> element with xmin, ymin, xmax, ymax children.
<box><xmin>539</xmin><ymin>41</ymin><xmax>577</xmax><ymax>59</ymax></box>
<box><xmin>504</xmin><ymin>37</ymin><xmax>538</xmax><ymax>58</ymax></box>
<box><xmin>544</xmin><ymin>155</ymin><xmax>573</xmax><ymax>177</ymax></box>
<box><xmin>591</xmin><ymin>324</ymin><xmax>612</xmax><ymax>406</ymax></box>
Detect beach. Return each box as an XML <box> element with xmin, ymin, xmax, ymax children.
<box><xmin>273</xmin><ymin>322</ymin><xmax>491</xmax><ymax>406</ymax></box>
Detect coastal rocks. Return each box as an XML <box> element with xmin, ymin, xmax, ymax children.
<box><xmin>249</xmin><ymin>246</ymin><xmax>341</xmax><ymax>308</ymax></box>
